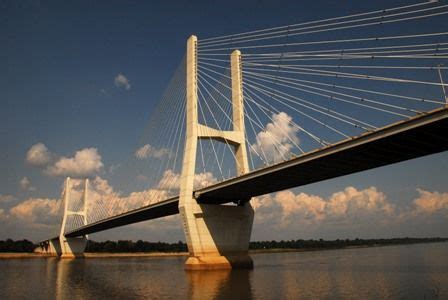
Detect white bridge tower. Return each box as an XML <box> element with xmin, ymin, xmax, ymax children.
<box><xmin>179</xmin><ymin>35</ymin><xmax>254</xmax><ymax>270</ymax></box>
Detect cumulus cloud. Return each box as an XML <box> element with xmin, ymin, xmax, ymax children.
<box><xmin>253</xmin><ymin>186</ymin><xmax>394</xmax><ymax>228</ymax></box>
<box><xmin>157</xmin><ymin>169</ymin><xmax>180</xmax><ymax>190</ymax></box>
<box><xmin>73</xmin><ymin>170</ymin><xmax>216</xmax><ymax>223</ymax></box>
<box><xmin>26</xmin><ymin>143</ymin><xmax>51</xmax><ymax>166</ymax></box>
<box><xmin>20</xmin><ymin>177</ymin><xmax>36</xmax><ymax>191</ymax></box>
<box><xmin>25</xmin><ymin>144</ymin><xmax>104</xmax><ymax>178</ymax></box>
<box><xmin>84</xmin><ymin>172</ymin><xmax>211</xmax><ymax>231</ymax></box>
<box><xmin>10</xmin><ymin>198</ymin><xmax>60</xmax><ymax>225</ymax></box>
<box><xmin>412</xmin><ymin>189</ymin><xmax>448</xmax><ymax>214</ymax></box>
<box><xmin>114</xmin><ymin>73</ymin><xmax>131</xmax><ymax>90</ymax></box>
<box><xmin>157</xmin><ymin>169</ymin><xmax>217</xmax><ymax>190</ymax></box>
<box><xmin>0</xmin><ymin>173</ymin><xmax>189</xmax><ymax>239</ymax></box>
<box><xmin>193</xmin><ymin>171</ymin><xmax>217</xmax><ymax>189</ymax></box>
<box><xmin>45</xmin><ymin>148</ymin><xmax>103</xmax><ymax>178</ymax></box>
<box><xmin>67</xmin><ymin>176</ymin><xmax>170</xmax><ymax>222</ymax></box>
<box><xmin>135</xmin><ymin>144</ymin><xmax>171</xmax><ymax>160</ymax></box>
<box><xmin>251</xmin><ymin>112</ymin><xmax>299</xmax><ymax>163</ymax></box>
<box><xmin>2</xmin><ymin>175</ymin><xmax>447</xmax><ymax>240</ymax></box>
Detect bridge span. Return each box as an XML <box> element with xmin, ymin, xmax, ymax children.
<box><xmin>64</xmin><ymin>106</ymin><xmax>448</xmax><ymax>238</ymax></box>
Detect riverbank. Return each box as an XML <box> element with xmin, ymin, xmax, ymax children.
<box><xmin>1</xmin><ymin>239</ymin><xmax>447</xmax><ymax>259</ymax></box>
<box><xmin>0</xmin><ymin>252</ymin><xmax>189</xmax><ymax>259</ymax></box>
<box><xmin>0</xmin><ymin>253</ymin><xmax>47</xmax><ymax>259</ymax></box>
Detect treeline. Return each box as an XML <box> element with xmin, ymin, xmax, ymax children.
<box><xmin>0</xmin><ymin>239</ymin><xmax>36</xmax><ymax>252</ymax></box>
<box><xmin>0</xmin><ymin>237</ymin><xmax>447</xmax><ymax>253</ymax></box>
<box><xmin>85</xmin><ymin>237</ymin><xmax>447</xmax><ymax>253</ymax></box>
<box><xmin>249</xmin><ymin>237</ymin><xmax>448</xmax><ymax>250</ymax></box>
<box><xmin>85</xmin><ymin>240</ymin><xmax>188</xmax><ymax>253</ymax></box>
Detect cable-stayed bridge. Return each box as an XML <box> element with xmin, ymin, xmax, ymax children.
<box><xmin>40</xmin><ymin>1</ymin><xmax>448</xmax><ymax>269</ymax></box>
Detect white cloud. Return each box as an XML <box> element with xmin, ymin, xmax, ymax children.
<box><xmin>135</xmin><ymin>144</ymin><xmax>170</xmax><ymax>160</ymax></box>
<box><xmin>157</xmin><ymin>169</ymin><xmax>217</xmax><ymax>190</ymax></box>
<box><xmin>2</xmin><ymin>171</ymin><xmax>447</xmax><ymax>240</ymax></box>
<box><xmin>193</xmin><ymin>171</ymin><xmax>217</xmax><ymax>189</ymax></box>
<box><xmin>24</xmin><ymin>144</ymin><xmax>105</xmax><ymax>178</ymax></box>
<box><xmin>45</xmin><ymin>148</ymin><xmax>104</xmax><ymax>178</ymax></box>
<box><xmin>0</xmin><ymin>174</ymin><xmax>186</xmax><ymax>239</ymax></box>
<box><xmin>251</xmin><ymin>112</ymin><xmax>299</xmax><ymax>163</ymax></box>
<box><xmin>26</xmin><ymin>143</ymin><xmax>51</xmax><ymax>166</ymax></box>
<box><xmin>20</xmin><ymin>177</ymin><xmax>36</xmax><ymax>191</ymax></box>
<box><xmin>70</xmin><ymin>176</ymin><xmax>170</xmax><ymax>222</ymax></box>
<box><xmin>91</xmin><ymin>176</ymin><xmax>114</xmax><ymax>196</ymax></box>
<box><xmin>157</xmin><ymin>170</ymin><xmax>180</xmax><ymax>190</ymax></box>
<box><xmin>412</xmin><ymin>189</ymin><xmax>448</xmax><ymax>214</ymax></box>
<box><xmin>326</xmin><ymin>186</ymin><xmax>394</xmax><ymax>217</ymax></box>
<box><xmin>253</xmin><ymin>186</ymin><xmax>394</xmax><ymax>228</ymax></box>
<box><xmin>76</xmin><ymin>170</ymin><xmax>216</xmax><ymax>223</ymax></box>
<box><xmin>114</xmin><ymin>73</ymin><xmax>131</xmax><ymax>90</ymax></box>
<box><xmin>10</xmin><ymin>198</ymin><xmax>60</xmax><ymax>225</ymax></box>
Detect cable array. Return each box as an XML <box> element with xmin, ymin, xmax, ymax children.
<box><xmin>80</xmin><ymin>57</ymin><xmax>190</xmax><ymax>225</ymax></box>
<box><xmin>197</xmin><ymin>0</ymin><xmax>447</xmax><ymax>168</ymax></box>
<box><xmin>64</xmin><ymin>1</ymin><xmax>448</xmax><ymax>229</ymax></box>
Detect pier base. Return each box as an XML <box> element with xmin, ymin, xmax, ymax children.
<box><xmin>181</xmin><ymin>203</ymin><xmax>254</xmax><ymax>270</ymax></box>
<box><xmin>49</xmin><ymin>239</ymin><xmax>62</xmax><ymax>256</ymax></box>
<box><xmin>60</xmin><ymin>236</ymin><xmax>87</xmax><ymax>258</ymax></box>
<box><xmin>185</xmin><ymin>254</ymin><xmax>253</xmax><ymax>270</ymax></box>
<box><xmin>38</xmin><ymin>239</ymin><xmax>61</xmax><ymax>256</ymax></box>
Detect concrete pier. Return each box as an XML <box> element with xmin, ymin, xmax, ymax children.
<box><xmin>59</xmin><ymin>237</ymin><xmax>87</xmax><ymax>258</ymax></box>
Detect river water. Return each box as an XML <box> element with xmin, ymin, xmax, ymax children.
<box><xmin>0</xmin><ymin>242</ymin><xmax>447</xmax><ymax>299</ymax></box>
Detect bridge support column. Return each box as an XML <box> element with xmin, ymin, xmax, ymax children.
<box><xmin>49</xmin><ymin>239</ymin><xmax>62</xmax><ymax>256</ymax></box>
<box><xmin>179</xmin><ymin>35</ymin><xmax>254</xmax><ymax>270</ymax></box>
<box><xmin>59</xmin><ymin>178</ymin><xmax>88</xmax><ymax>258</ymax></box>
<box><xmin>180</xmin><ymin>203</ymin><xmax>254</xmax><ymax>270</ymax></box>
<box><xmin>38</xmin><ymin>239</ymin><xmax>61</xmax><ymax>256</ymax></box>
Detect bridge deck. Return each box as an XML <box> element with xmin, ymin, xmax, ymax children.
<box><xmin>196</xmin><ymin>106</ymin><xmax>448</xmax><ymax>204</ymax></box>
<box><xmin>65</xmin><ymin>106</ymin><xmax>448</xmax><ymax>238</ymax></box>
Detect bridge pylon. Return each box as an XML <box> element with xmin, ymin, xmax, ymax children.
<box><xmin>59</xmin><ymin>177</ymin><xmax>88</xmax><ymax>258</ymax></box>
<box><xmin>179</xmin><ymin>35</ymin><xmax>254</xmax><ymax>270</ymax></box>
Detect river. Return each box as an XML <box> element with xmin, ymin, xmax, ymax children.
<box><xmin>0</xmin><ymin>242</ymin><xmax>447</xmax><ymax>299</ymax></box>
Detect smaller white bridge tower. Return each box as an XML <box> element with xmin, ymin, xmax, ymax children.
<box><xmin>59</xmin><ymin>177</ymin><xmax>89</xmax><ymax>258</ymax></box>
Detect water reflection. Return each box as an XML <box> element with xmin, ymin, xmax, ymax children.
<box><xmin>56</xmin><ymin>259</ymin><xmax>109</xmax><ymax>299</ymax></box>
<box><xmin>1</xmin><ymin>243</ymin><xmax>447</xmax><ymax>299</ymax></box>
<box><xmin>250</xmin><ymin>245</ymin><xmax>448</xmax><ymax>299</ymax></box>
<box><xmin>186</xmin><ymin>269</ymin><xmax>253</xmax><ymax>299</ymax></box>
<box><xmin>55</xmin><ymin>257</ymin><xmax>190</xmax><ymax>299</ymax></box>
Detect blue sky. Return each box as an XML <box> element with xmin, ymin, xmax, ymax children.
<box><xmin>1</xmin><ymin>0</ymin><xmax>447</xmax><ymax>242</ymax></box>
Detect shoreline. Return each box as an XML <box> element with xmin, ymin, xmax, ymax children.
<box><xmin>0</xmin><ymin>252</ymin><xmax>189</xmax><ymax>259</ymax></box>
<box><xmin>1</xmin><ymin>240</ymin><xmax>446</xmax><ymax>259</ymax></box>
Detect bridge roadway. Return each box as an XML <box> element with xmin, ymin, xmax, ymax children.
<box><xmin>64</xmin><ymin>106</ymin><xmax>448</xmax><ymax>238</ymax></box>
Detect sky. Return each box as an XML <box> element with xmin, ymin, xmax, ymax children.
<box><xmin>1</xmin><ymin>0</ymin><xmax>447</xmax><ymax>243</ymax></box>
